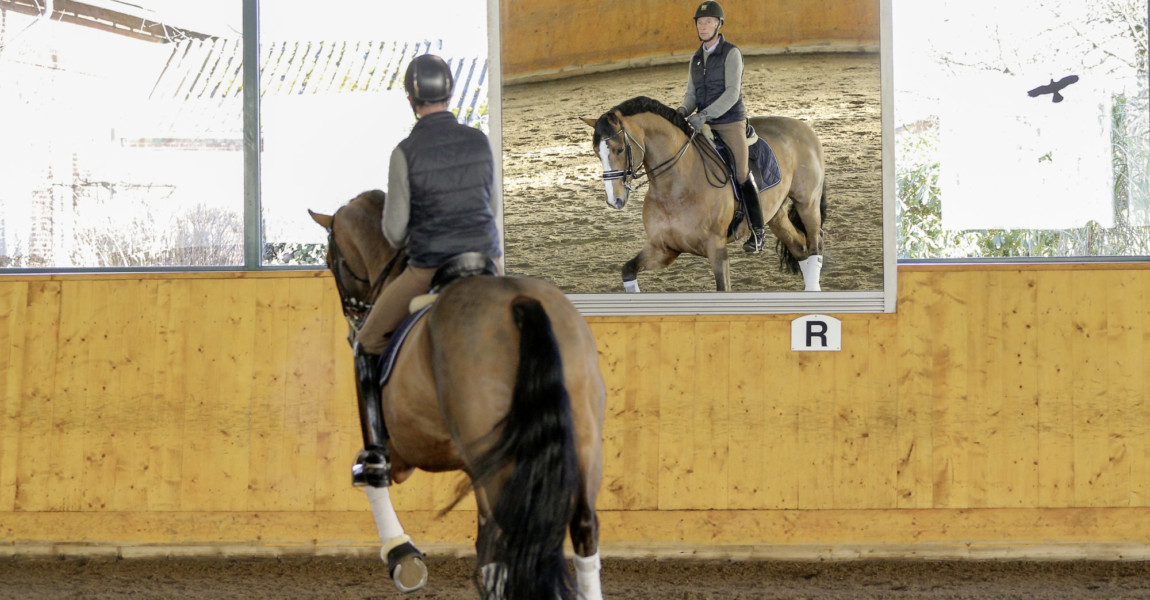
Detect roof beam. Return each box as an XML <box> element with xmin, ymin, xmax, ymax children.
<box><xmin>0</xmin><ymin>0</ymin><xmax>213</xmax><ymax>42</ymax></box>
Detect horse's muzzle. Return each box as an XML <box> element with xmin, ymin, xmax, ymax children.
<box><xmin>607</xmin><ymin>197</ymin><xmax>626</xmax><ymax>210</ymax></box>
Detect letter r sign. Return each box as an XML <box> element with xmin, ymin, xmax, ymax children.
<box><xmin>790</xmin><ymin>315</ymin><xmax>842</xmax><ymax>352</ymax></box>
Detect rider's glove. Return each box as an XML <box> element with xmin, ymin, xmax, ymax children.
<box><xmin>688</xmin><ymin>113</ymin><xmax>706</xmax><ymax>129</ymax></box>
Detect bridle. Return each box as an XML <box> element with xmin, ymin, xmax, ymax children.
<box><xmin>325</xmin><ymin>213</ymin><xmax>407</xmax><ymax>335</ymax></box>
<box><xmin>600</xmin><ymin>120</ymin><xmax>730</xmax><ymax>193</ymax></box>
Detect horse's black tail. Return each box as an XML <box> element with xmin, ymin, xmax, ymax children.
<box><xmin>468</xmin><ymin>296</ymin><xmax>578</xmax><ymax>600</ymax></box>
<box><xmin>776</xmin><ymin>187</ymin><xmax>827</xmax><ymax>274</ymax></box>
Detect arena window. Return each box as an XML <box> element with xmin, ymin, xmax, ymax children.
<box><xmin>893</xmin><ymin>0</ymin><xmax>1150</xmax><ymax>262</ymax></box>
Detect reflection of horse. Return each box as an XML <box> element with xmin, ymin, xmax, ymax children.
<box><xmin>583</xmin><ymin>96</ymin><xmax>825</xmax><ymax>292</ymax></box>
<box><xmin>309</xmin><ymin>191</ymin><xmax>606</xmax><ymax>600</ymax></box>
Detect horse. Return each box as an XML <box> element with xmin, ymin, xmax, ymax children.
<box><xmin>582</xmin><ymin>96</ymin><xmax>826</xmax><ymax>292</ymax></box>
<box><xmin>309</xmin><ymin>190</ymin><xmax>606</xmax><ymax>600</ymax></box>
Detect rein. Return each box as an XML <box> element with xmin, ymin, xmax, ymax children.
<box><xmin>326</xmin><ymin>215</ymin><xmax>407</xmax><ymax>334</ymax></box>
<box><xmin>601</xmin><ymin>121</ymin><xmax>730</xmax><ymax>193</ymax></box>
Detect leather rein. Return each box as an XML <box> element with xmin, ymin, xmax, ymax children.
<box><xmin>599</xmin><ymin>121</ymin><xmax>730</xmax><ymax>192</ymax></box>
<box><xmin>325</xmin><ymin>214</ymin><xmax>406</xmax><ymax>334</ymax></box>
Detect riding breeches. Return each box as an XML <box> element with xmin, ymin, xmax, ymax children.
<box><xmin>355</xmin><ymin>265</ymin><xmax>437</xmax><ymax>354</ymax></box>
<box><xmin>710</xmin><ymin>120</ymin><xmax>750</xmax><ymax>184</ymax></box>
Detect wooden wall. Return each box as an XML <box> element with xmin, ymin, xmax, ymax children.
<box><xmin>500</xmin><ymin>0</ymin><xmax>880</xmax><ymax>81</ymax></box>
<box><xmin>2</xmin><ymin>265</ymin><xmax>1149</xmax><ymax>557</ymax></box>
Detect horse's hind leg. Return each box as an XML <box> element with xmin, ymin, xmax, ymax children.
<box><xmin>704</xmin><ymin>237</ymin><xmax>730</xmax><ymax>291</ymax></box>
<box><xmin>621</xmin><ymin>245</ymin><xmax>679</xmax><ymax>293</ymax></box>
<box><xmin>766</xmin><ymin>196</ymin><xmax>823</xmax><ymax>292</ymax></box>
<box><xmin>792</xmin><ymin>185</ymin><xmax>825</xmax><ymax>291</ymax></box>
<box><xmin>570</xmin><ymin>488</ymin><xmax>603</xmax><ymax>600</ymax></box>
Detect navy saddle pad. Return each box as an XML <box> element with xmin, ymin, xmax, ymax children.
<box><xmin>378</xmin><ymin>304</ymin><xmax>432</xmax><ymax>388</ymax></box>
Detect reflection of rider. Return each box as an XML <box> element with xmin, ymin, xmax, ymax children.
<box><xmin>351</xmin><ymin>53</ymin><xmax>502</xmax><ymax>488</ymax></box>
<box><xmin>676</xmin><ymin>1</ymin><xmax>765</xmax><ymax>254</ymax></box>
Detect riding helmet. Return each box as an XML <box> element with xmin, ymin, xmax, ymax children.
<box><xmin>694</xmin><ymin>1</ymin><xmax>724</xmax><ymax>23</ymax></box>
<box><xmin>404</xmin><ymin>54</ymin><xmax>454</xmax><ymax>103</ymax></box>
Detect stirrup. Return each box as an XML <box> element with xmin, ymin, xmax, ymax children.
<box><xmin>352</xmin><ymin>446</ymin><xmax>391</xmax><ymax>487</ymax></box>
<box><xmin>743</xmin><ymin>228</ymin><xmax>766</xmax><ymax>254</ymax></box>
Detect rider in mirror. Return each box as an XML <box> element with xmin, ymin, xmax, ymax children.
<box><xmin>350</xmin><ymin>53</ymin><xmax>502</xmax><ymax>488</ymax></box>
<box><xmin>676</xmin><ymin>0</ymin><xmax>765</xmax><ymax>254</ymax></box>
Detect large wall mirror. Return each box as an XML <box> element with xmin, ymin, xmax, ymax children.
<box><xmin>495</xmin><ymin>0</ymin><xmax>895</xmax><ymax>314</ymax></box>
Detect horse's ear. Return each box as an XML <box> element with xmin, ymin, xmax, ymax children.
<box><xmin>581</xmin><ymin>117</ymin><xmax>597</xmax><ymax>128</ymax></box>
<box><xmin>308</xmin><ymin>209</ymin><xmax>333</xmax><ymax>230</ymax></box>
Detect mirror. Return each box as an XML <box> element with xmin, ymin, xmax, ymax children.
<box><xmin>496</xmin><ymin>0</ymin><xmax>894</xmax><ymax>314</ymax></box>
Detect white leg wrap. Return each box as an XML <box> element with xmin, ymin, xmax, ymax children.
<box><xmin>574</xmin><ymin>552</ymin><xmax>603</xmax><ymax>600</ymax></box>
<box><xmin>623</xmin><ymin>279</ymin><xmax>640</xmax><ymax>293</ymax></box>
<box><xmin>365</xmin><ymin>486</ymin><xmax>405</xmax><ymax>547</ymax></box>
<box><xmin>798</xmin><ymin>254</ymin><xmax>823</xmax><ymax>292</ymax></box>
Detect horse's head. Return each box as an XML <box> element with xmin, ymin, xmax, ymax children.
<box><xmin>309</xmin><ymin>190</ymin><xmax>404</xmax><ymax>331</ymax></box>
<box><xmin>583</xmin><ymin>112</ymin><xmax>644</xmax><ymax>210</ymax></box>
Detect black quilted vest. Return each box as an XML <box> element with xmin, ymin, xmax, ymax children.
<box><xmin>398</xmin><ymin>111</ymin><xmax>501</xmax><ymax>268</ymax></box>
<box><xmin>690</xmin><ymin>36</ymin><xmax>747</xmax><ymax>125</ymax></box>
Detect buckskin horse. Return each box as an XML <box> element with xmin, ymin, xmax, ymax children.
<box><xmin>309</xmin><ymin>190</ymin><xmax>606</xmax><ymax>600</ymax></box>
<box><xmin>583</xmin><ymin>96</ymin><xmax>825</xmax><ymax>292</ymax></box>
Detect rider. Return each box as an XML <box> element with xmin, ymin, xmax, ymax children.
<box><xmin>350</xmin><ymin>53</ymin><xmax>502</xmax><ymax>488</ymax></box>
<box><xmin>676</xmin><ymin>0</ymin><xmax>765</xmax><ymax>254</ymax></box>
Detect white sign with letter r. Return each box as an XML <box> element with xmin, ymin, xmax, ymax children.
<box><xmin>791</xmin><ymin>315</ymin><xmax>841</xmax><ymax>352</ymax></box>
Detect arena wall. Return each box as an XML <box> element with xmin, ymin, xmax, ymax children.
<box><xmin>2</xmin><ymin>265</ymin><xmax>1149</xmax><ymax>559</ymax></box>
<box><xmin>499</xmin><ymin>0</ymin><xmax>880</xmax><ymax>81</ymax></box>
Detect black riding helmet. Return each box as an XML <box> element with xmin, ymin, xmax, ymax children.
<box><xmin>694</xmin><ymin>1</ymin><xmax>724</xmax><ymax>23</ymax></box>
<box><xmin>404</xmin><ymin>54</ymin><xmax>454</xmax><ymax>104</ymax></box>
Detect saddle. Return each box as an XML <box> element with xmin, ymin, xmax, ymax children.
<box><xmin>378</xmin><ymin>252</ymin><xmax>499</xmax><ymax>387</ymax></box>
<box><xmin>409</xmin><ymin>252</ymin><xmax>499</xmax><ymax>313</ymax></box>
<box><xmin>702</xmin><ymin>123</ymin><xmax>782</xmax><ymax>195</ymax></box>
<box><xmin>702</xmin><ymin>124</ymin><xmax>783</xmax><ymax>238</ymax></box>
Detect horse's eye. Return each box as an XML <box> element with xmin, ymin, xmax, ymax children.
<box><xmin>614</xmin><ymin>147</ymin><xmax>623</xmax><ymax>155</ymax></box>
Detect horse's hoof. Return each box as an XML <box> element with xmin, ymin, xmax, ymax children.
<box><xmin>387</xmin><ymin>541</ymin><xmax>428</xmax><ymax>593</ymax></box>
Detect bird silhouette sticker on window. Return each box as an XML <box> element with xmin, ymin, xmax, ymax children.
<box><xmin>1027</xmin><ymin>75</ymin><xmax>1080</xmax><ymax>103</ymax></box>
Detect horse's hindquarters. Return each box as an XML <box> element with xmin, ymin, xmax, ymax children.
<box><xmin>427</xmin><ymin>276</ymin><xmax>604</xmax><ymax>458</ymax></box>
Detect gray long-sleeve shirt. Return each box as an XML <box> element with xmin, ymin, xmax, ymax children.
<box><xmin>679</xmin><ymin>41</ymin><xmax>744</xmax><ymax>122</ymax></box>
<box><xmin>382</xmin><ymin>145</ymin><xmax>410</xmax><ymax>249</ymax></box>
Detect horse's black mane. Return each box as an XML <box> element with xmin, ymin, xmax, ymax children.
<box><xmin>591</xmin><ymin>96</ymin><xmax>694</xmax><ymax>149</ymax></box>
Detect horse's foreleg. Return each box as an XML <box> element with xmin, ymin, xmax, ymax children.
<box><xmin>621</xmin><ymin>246</ymin><xmax>679</xmax><ymax>293</ymax></box>
<box><xmin>364</xmin><ymin>486</ymin><xmax>428</xmax><ymax>593</ymax></box>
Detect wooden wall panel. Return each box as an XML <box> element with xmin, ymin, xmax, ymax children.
<box><xmin>1</xmin><ymin>265</ymin><xmax>1150</xmax><ymax>554</ymax></box>
<box><xmin>500</xmin><ymin>0</ymin><xmax>880</xmax><ymax>81</ymax></box>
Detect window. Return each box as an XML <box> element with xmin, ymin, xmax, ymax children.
<box><xmin>0</xmin><ymin>0</ymin><xmax>244</xmax><ymax>268</ymax></box>
<box><xmin>0</xmin><ymin>0</ymin><xmax>489</xmax><ymax>270</ymax></box>
<box><xmin>894</xmin><ymin>0</ymin><xmax>1150</xmax><ymax>259</ymax></box>
<box><xmin>257</xmin><ymin>1</ymin><xmax>490</xmax><ymax>267</ymax></box>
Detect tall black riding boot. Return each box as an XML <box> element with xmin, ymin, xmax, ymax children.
<box><xmin>741</xmin><ymin>179</ymin><xmax>766</xmax><ymax>254</ymax></box>
<box><xmin>352</xmin><ymin>341</ymin><xmax>391</xmax><ymax>487</ymax></box>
